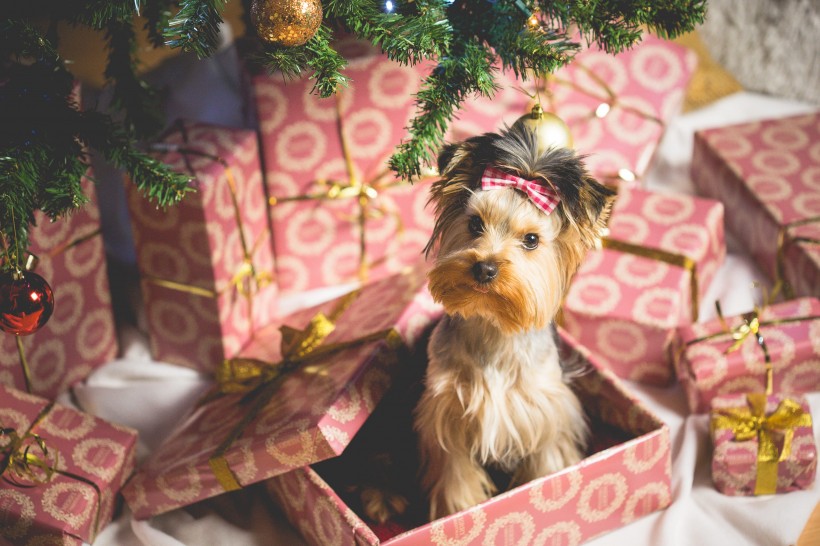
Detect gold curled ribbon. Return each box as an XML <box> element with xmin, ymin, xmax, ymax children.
<box><xmin>776</xmin><ymin>215</ymin><xmax>820</xmax><ymax>299</ymax></box>
<box><xmin>712</xmin><ymin>393</ymin><xmax>813</xmax><ymax>495</ymax></box>
<box><xmin>145</xmin><ymin>123</ymin><xmax>274</xmax><ymax>335</ymax></box>
<box><xmin>206</xmin><ymin>289</ymin><xmax>403</xmax><ymax>491</ymax></box>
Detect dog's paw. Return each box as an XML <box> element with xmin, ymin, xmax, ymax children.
<box><xmin>360</xmin><ymin>486</ymin><xmax>409</xmax><ymax>524</ymax></box>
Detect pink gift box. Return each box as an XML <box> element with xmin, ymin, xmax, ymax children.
<box><xmin>0</xmin><ymin>383</ymin><xmax>138</xmax><ymax>545</ymax></box>
<box><xmin>710</xmin><ymin>393</ymin><xmax>816</xmax><ymax>496</ymax></box>
<box><xmin>127</xmin><ymin>121</ymin><xmax>278</xmax><ymax>372</ymax></box>
<box><xmin>122</xmin><ymin>266</ymin><xmax>443</xmax><ymax>519</ymax></box>
<box><xmin>252</xmin><ymin>48</ymin><xmax>436</xmax><ymax>295</ymax></box>
<box><xmin>0</xmin><ymin>171</ymin><xmax>118</xmax><ymax>399</ymax></box>
<box><xmin>673</xmin><ymin>297</ymin><xmax>820</xmax><ymax>414</ymax></box>
<box><xmin>451</xmin><ymin>35</ymin><xmax>697</xmax><ymax>185</ymax></box>
<box><xmin>561</xmin><ymin>186</ymin><xmax>726</xmax><ymax>385</ymax></box>
<box><xmin>692</xmin><ymin>112</ymin><xmax>820</xmax><ymax>298</ymax></box>
<box><xmin>264</xmin><ymin>330</ymin><xmax>672</xmax><ymax>546</ymax></box>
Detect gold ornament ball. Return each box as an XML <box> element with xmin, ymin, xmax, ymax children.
<box><xmin>514</xmin><ymin>104</ymin><xmax>573</xmax><ymax>156</ymax></box>
<box><xmin>251</xmin><ymin>0</ymin><xmax>323</xmax><ymax>47</ymax></box>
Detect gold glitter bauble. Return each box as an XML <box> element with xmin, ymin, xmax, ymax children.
<box><xmin>514</xmin><ymin>104</ymin><xmax>573</xmax><ymax>155</ymax></box>
<box><xmin>251</xmin><ymin>0</ymin><xmax>323</xmax><ymax>47</ymax></box>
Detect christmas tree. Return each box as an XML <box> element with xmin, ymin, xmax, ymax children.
<box><xmin>1</xmin><ymin>0</ymin><xmax>706</xmax><ymax>264</ymax></box>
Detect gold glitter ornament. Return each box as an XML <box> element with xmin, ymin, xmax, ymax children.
<box><xmin>513</xmin><ymin>104</ymin><xmax>573</xmax><ymax>155</ymax></box>
<box><xmin>251</xmin><ymin>0</ymin><xmax>323</xmax><ymax>47</ymax></box>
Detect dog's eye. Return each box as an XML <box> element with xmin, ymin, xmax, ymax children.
<box><xmin>468</xmin><ymin>215</ymin><xmax>484</xmax><ymax>236</ymax></box>
<box><xmin>522</xmin><ymin>233</ymin><xmax>539</xmax><ymax>250</ymax></box>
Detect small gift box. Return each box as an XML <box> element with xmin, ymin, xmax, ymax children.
<box><xmin>264</xmin><ymin>330</ymin><xmax>673</xmax><ymax>546</ymax></box>
<box><xmin>692</xmin><ymin>112</ymin><xmax>820</xmax><ymax>298</ymax></box>
<box><xmin>674</xmin><ymin>297</ymin><xmax>820</xmax><ymax>413</ymax></box>
<box><xmin>0</xmin><ymin>170</ymin><xmax>119</xmax><ymax>399</ymax></box>
<box><xmin>561</xmin><ymin>186</ymin><xmax>726</xmax><ymax>385</ymax></box>
<box><xmin>127</xmin><ymin>120</ymin><xmax>278</xmax><ymax>372</ymax></box>
<box><xmin>0</xmin><ymin>384</ymin><xmax>138</xmax><ymax>545</ymax></box>
<box><xmin>252</xmin><ymin>48</ymin><xmax>436</xmax><ymax>295</ymax></box>
<box><xmin>451</xmin><ymin>34</ymin><xmax>697</xmax><ymax>186</ymax></box>
<box><xmin>710</xmin><ymin>392</ymin><xmax>816</xmax><ymax>496</ymax></box>
<box><xmin>122</xmin><ymin>265</ymin><xmax>442</xmax><ymax>519</ymax></box>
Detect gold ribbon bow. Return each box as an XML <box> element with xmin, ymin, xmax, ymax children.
<box><xmin>1</xmin><ymin>422</ymin><xmax>58</xmax><ymax>486</ymax></box>
<box><xmin>712</xmin><ymin>393</ymin><xmax>813</xmax><ymax>495</ymax></box>
<box><xmin>207</xmin><ymin>290</ymin><xmax>402</xmax><ymax>491</ymax></box>
<box><xmin>776</xmin><ymin>215</ymin><xmax>820</xmax><ymax>299</ymax></box>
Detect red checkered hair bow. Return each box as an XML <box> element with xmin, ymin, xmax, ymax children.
<box><xmin>480</xmin><ymin>166</ymin><xmax>561</xmax><ymax>215</ymax></box>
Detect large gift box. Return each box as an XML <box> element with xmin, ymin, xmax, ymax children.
<box><xmin>122</xmin><ymin>266</ymin><xmax>442</xmax><ymax>519</ymax></box>
<box><xmin>0</xmin><ymin>170</ymin><xmax>118</xmax><ymax>399</ymax></box>
<box><xmin>674</xmin><ymin>297</ymin><xmax>820</xmax><ymax>413</ymax></box>
<box><xmin>561</xmin><ymin>186</ymin><xmax>726</xmax><ymax>385</ymax></box>
<box><xmin>127</xmin><ymin>121</ymin><xmax>278</xmax><ymax>371</ymax></box>
<box><xmin>264</xmin><ymin>331</ymin><xmax>672</xmax><ymax>546</ymax></box>
<box><xmin>252</xmin><ymin>48</ymin><xmax>436</xmax><ymax>295</ymax></box>
<box><xmin>451</xmin><ymin>34</ymin><xmax>697</xmax><ymax>185</ymax></box>
<box><xmin>710</xmin><ymin>392</ymin><xmax>816</xmax><ymax>496</ymax></box>
<box><xmin>691</xmin><ymin>112</ymin><xmax>820</xmax><ymax>298</ymax></box>
<box><xmin>0</xmin><ymin>383</ymin><xmax>138</xmax><ymax>545</ymax></box>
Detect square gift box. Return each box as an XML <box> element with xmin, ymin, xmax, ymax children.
<box><xmin>673</xmin><ymin>297</ymin><xmax>820</xmax><ymax>413</ymax></box>
<box><xmin>710</xmin><ymin>392</ymin><xmax>816</xmax><ymax>496</ymax></box>
<box><xmin>0</xmin><ymin>170</ymin><xmax>118</xmax><ymax>399</ymax></box>
<box><xmin>122</xmin><ymin>265</ymin><xmax>442</xmax><ymax>519</ymax></box>
<box><xmin>0</xmin><ymin>383</ymin><xmax>138</xmax><ymax>545</ymax></box>
<box><xmin>264</xmin><ymin>330</ymin><xmax>673</xmax><ymax>546</ymax></box>
<box><xmin>252</xmin><ymin>47</ymin><xmax>436</xmax><ymax>295</ymax></box>
<box><xmin>127</xmin><ymin>120</ymin><xmax>278</xmax><ymax>372</ymax></box>
<box><xmin>691</xmin><ymin>112</ymin><xmax>820</xmax><ymax>298</ymax></box>
<box><xmin>561</xmin><ymin>186</ymin><xmax>726</xmax><ymax>385</ymax></box>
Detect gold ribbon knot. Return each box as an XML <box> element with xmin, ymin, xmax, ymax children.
<box><xmin>0</xmin><ymin>424</ymin><xmax>58</xmax><ymax>486</ymax></box>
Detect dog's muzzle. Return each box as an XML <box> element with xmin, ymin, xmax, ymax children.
<box><xmin>471</xmin><ymin>261</ymin><xmax>498</xmax><ymax>284</ymax></box>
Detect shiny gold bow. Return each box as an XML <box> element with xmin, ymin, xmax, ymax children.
<box><xmin>0</xmin><ymin>422</ymin><xmax>58</xmax><ymax>486</ymax></box>
<box><xmin>712</xmin><ymin>393</ymin><xmax>813</xmax><ymax>495</ymax></box>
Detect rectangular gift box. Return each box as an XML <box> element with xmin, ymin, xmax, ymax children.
<box><xmin>560</xmin><ymin>186</ymin><xmax>726</xmax><ymax>385</ymax></box>
<box><xmin>122</xmin><ymin>265</ymin><xmax>442</xmax><ymax>519</ymax></box>
<box><xmin>0</xmin><ymin>170</ymin><xmax>119</xmax><ymax>399</ymax></box>
<box><xmin>0</xmin><ymin>383</ymin><xmax>138</xmax><ymax>545</ymax></box>
<box><xmin>691</xmin><ymin>112</ymin><xmax>820</xmax><ymax>298</ymax></box>
<box><xmin>252</xmin><ymin>46</ymin><xmax>436</xmax><ymax>295</ymax></box>
<box><xmin>450</xmin><ymin>34</ymin><xmax>697</xmax><ymax>186</ymax></box>
<box><xmin>710</xmin><ymin>392</ymin><xmax>816</xmax><ymax>496</ymax></box>
<box><xmin>264</xmin><ymin>330</ymin><xmax>672</xmax><ymax>546</ymax></box>
<box><xmin>127</xmin><ymin>120</ymin><xmax>278</xmax><ymax>372</ymax></box>
<box><xmin>673</xmin><ymin>297</ymin><xmax>820</xmax><ymax>414</ymax></box>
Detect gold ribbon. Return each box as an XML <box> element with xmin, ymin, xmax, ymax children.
<box><xmin>776</xmin><ymin>215</ymin><xmax>820</xmax><ymax>299</ymax></box>
<box><xmin>146</xmin><ymin>123</ymin><xmax>274</xmax><ymax>335</ymax></box>
<box><xmin>712</xmin><ymin>392</ymin><xmax>813</xmax><ymax>495</ymax></box>
<box><xmin>206</xmin><ymin>289</ymin><xmax>403</xmax><ymax>491</ymax></box>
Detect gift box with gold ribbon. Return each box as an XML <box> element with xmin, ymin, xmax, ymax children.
<box><xmin>122</xmin><ymin>265</ymin><xmax>442</xmax><ymax>520</ymax></box>
<box><xmin>252</xmin><ymin>46</ymin><xmax>436</xmax><ymax>295</ymax></box>
<box><xmin>560</xmin><ymin>186</ymin><xmax>726</xmax><ymax>386</ymax></box>
<box><xmin>0</xmin><ymin>383</ymin><xmax>138</xmax><ymax>545</ymax></box>
<box><xmin>710</xmin><ymin>392</ymin><xmax>816</xmax><ymax>496</ymax></box>
<box><xmin>127</xmin><ymin>121</ymin><xmax>278</xmax><ymax>372</ymax></box>
<box><xmin>673</xmin><ymin>297</ymin><xmax>820</xmax><ymax>414</ymax></box>
<box><xmin>0</xmin><ymin>169</ymin><xmax>119</xmax><ymax>399</ymax></box>
<box><xmin>692</xmin><ymin>112</ymin><xmax>820</xmax><ymax>299</ymax></box>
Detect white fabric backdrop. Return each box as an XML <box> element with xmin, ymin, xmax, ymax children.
<box><xmin>68</xmin><ymin>41</ymin><xmax>820</xmax><ymax>545</ymax></box>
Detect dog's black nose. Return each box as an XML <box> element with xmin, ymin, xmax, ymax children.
<box><xmin>472</xmin><ymin>261</ymin><xmax>498</xmax><ymax>283</ymax></box>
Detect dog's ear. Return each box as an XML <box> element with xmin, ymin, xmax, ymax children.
<box><xmin>568</xmin><ymin>175</ymin><xmax>616</xmax><ymax>249</ymax></box>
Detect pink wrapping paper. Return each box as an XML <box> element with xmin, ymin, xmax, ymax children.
<box><xmin>122</xmin><ymin>266</ymin><xmax>443</xmax><ymax>520</ymax></box>
<box><xmin>710</xmin><ymin>393</ymin><xmax>816</xmax><ymax>496</ymax></box>
<box><xmin>450</xmin><ymin>35</ymin><xmax>697</xmax><ymax>185</ymax></box>
<box><xmin>253</xmin><ymin>49</ymin><xmax>436</xmax><ymax>295</ymax></box>
<box><xmin>0</xmin><ymin>384</ymin><xmax>137</xmax><ymax>545</ymax></box>
<box><xmin>561</xmin><ymin>186</ymin><xmax>726</xmax><ymax>385</ymax></box>
<box><xmin>265</xmin><ymin>331</ymin><xmax>672</xmax><ymax>546</ymax></box>
<box><xmin>127</xmin><ymin>121</ymin><xmax>278</xmax><ymax>371</ymax></box>
<box><xmin>0</xmin><ymin>171</ymin><xmax>118</xmax><ymax>399</ymax></box>
<box><xmin>692</xmin><ymin>112</ymin><xmax>820</xmax><ymax>298</ymax></box>
<box><xmin>673</xmin><ymin>297</ymin><xmax>820</xmax><ymax>414</ymax></box>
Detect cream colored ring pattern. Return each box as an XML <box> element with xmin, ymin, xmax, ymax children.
<box><xmin>533</xmin><ymin>521</ymin><xmax>582</xmax><ymax>546</ymax></box>
<box><xmin>529</xmin><ymin>470</ymin><xmax>582</xmax><ymax>512</ymax></box>
<box><xmin>76</xmin><ymin>308</ymin><xmax>116</xmax><ymax>362</ymax></box>
<box><xmin>630</xmin><ymin>44</ymin><xmax>683</xmax><ymax>92</ymax></box>
<box><xmin>42</xmin><ymin>482</ymin><xmax>95</xmax><ymax>529</ymax></box>
<box><xmin>430</xmin><ymin>509</ymin><xmax>487</xmax><ymax>546</ymax></box>
<box><xmin>576</xmin><ymin>472</ymin><xmax>629</xmax><ymax>522</ymax></box>
<box><xmin>481</xmin><ymin>512</ymin><xmax>535</xmax><ymax>546</ymax></box>
<box><xmin>0</xmin><ymin>490</ymin><xmax>35</xmax><ymax>539</ymax></box>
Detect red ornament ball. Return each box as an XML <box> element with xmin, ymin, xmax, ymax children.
<box><xmin>0</xmin><ymin>270</ymin><xmax>54</xmax><ymax>336</ymax></box>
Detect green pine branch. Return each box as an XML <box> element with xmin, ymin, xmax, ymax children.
<box><xmin>164</xmin><ymin>0</ymin><xmax>228</xmax><ymax>58</ymax></box>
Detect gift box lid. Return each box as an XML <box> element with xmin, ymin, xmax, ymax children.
<box><xmin>123</xmin><ymin>265</ymin><xmax>443</xmax><ymax>520</ymax></box>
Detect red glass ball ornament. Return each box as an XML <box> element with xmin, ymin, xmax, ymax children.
<box><xmin>0</xmin><ymin>270</ymin><xmax>55</xmax><ymax>336</ymax></box>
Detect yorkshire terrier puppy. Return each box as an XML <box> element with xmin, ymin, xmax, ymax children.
<box><xmin>417</xmin><ymin>122</ymin><xmax>615</xmax><ymax>519</ymax></box>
